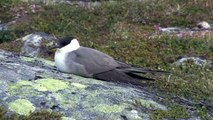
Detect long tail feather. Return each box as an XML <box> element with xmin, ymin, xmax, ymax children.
<box><xmin>116</xmin><ymin>60</ymin><xmax>170</xmax><ymax>74</ymax></box>
<box><xmin>125</xmin><ymin>72</ymin><xmax>155</xmax><ymax>81</ymax></box>
<box><xmin>121</xmin><ymin>67</ymin><xmax>171</xmax><ymax>74</ymax></box>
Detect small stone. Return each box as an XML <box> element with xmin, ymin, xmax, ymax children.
<box><xmin>197</xmin><ymin>21</ymin><xmax>211</xmax><ymax>29</ymax></box>
<box><xmin>130</xmin><ymin>110</ymin><xmax>140</xmax><ymax>119</ymax></box>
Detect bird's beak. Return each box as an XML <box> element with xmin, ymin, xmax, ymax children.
<box><xmin>50</xmin><ymin>43</ymin><xmax>61</xmax><ymax>49</ymax></box>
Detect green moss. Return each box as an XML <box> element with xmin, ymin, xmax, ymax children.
<box><xmin>150</xmin><ymin>104</ymin><xmax>190</xmax><ymax>120</ymax></box>
<box><xmin>94</xmin><ymin>104</ymin><xmax>125</xmax><ymax>114</ymax></box>
<box><xmin>0</xmin><ymin>106</ymin><xmax>7</xmax><ymax>119</ymax></box>
<box><xmin>8</xmin><ymin>99</ymin><xmax>35</xmax><ymax>116</ymax></box>
<box><xmin>71</xmin><ymin>83</ymin><xmax>87</xmax><ymax>89</ymax></box>
<box><xmin>0</xmin><ymin>40</ymin><xmax>22</xmax><ymax>52</ymax></box>
<box><xmin>28</xmin><ymin>110</ymin><xmax>62</xmax><ymax>120</ymax></box>
<box><xmin>0</xmin><ymin>105</ymin><xmax>61</xmax><ymax>120</ymax></box>
<box><xmin>195</xmin><ymin>106</ymin><xmax>212</xmax><ymax>120</ymax></box>
<box><xmin>0</xmin><ymin>30</ymin><xmax>17</xmax><ymax>43</ymax></box>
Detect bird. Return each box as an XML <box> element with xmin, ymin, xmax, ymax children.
<box><xmin>54</xmin><ymin>37</ymin><xmax>168</xmax><ymax>86</ymax></box>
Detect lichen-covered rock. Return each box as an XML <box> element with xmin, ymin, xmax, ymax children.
<box><xmin>8</xmin><ymin>99</ymin><xmax>35</xmax><ymax>116</ymax></box>
<box><xmin>21</xmin><ymin>32</ymin><xmax>57</xmax><ymax>57</ymax></box>
<box><xmin>0</xmin><ymin>49</ymin><xmax>202</xmax><ymax>119</ymax></box>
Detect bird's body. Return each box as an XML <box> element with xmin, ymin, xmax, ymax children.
<box><xmin>54</xmin><ymin>37</ymin><xmax>166</xmax><ymax>86</ymax></box>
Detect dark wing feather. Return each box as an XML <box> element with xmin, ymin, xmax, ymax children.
<box><xmin>93</xmin><ymin>69</ymin><xmax>148</xmax><ymax>86</ymax></box>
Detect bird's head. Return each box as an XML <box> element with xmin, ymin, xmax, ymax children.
<box><xmin>52</xmin><ymin>36</ymin><xmax>80</xmax><ymax>52</ymax></box>
<box><xmin>53</xmin><ymin>36</ymin><xmax>79</xmax><ymax>48</ymax></box>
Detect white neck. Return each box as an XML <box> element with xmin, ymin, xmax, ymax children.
<box><xmin>60</xmin><ymin>39</ymin><xmax>80</xmax><ymax>53</ymax></box>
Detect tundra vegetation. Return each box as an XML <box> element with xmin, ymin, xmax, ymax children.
<box><xmin>0</xmin><ymin>0</ymin><xmax>213</xmax><ymax>119</ymax></box>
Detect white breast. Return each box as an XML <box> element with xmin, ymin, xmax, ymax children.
<box><xmin>54</xmin><ymin>49</ymin><xmax>69</xmax><ymax>72</ymax></box>
<box><xmin>54</xmin><ymin>39</ymin><xmax>80</xmax><ymax>73</ymax></box>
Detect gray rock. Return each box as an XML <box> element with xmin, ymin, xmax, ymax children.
<box><xmin>21</xmin><ymin>32</ymin><xmax>57</xmax><ymax>57</ymax></box>
<box><xmin>197</xmin><ymin>21</ymin><xmax>211</xmax><ymax>29</ymax></box>
<box><xmin>0</xmin><ymin>21</ymin><xmax>16</xmax><ymax>31</ymax></box>
<box><xmin>160</xmin><ymin>27</ymin><xmax>187</xmax><ymax>33</ymax></box>
<box><xmin>154</xmin><ymin>21</ymin><xmax>213</xmax><ymax>37</ymax></box>
<box><xmin>174</xmin><ymin>57</ymin><xmax>212</xmax><ymax>66</ymax></box>
<box><xmin>0</xmin><ymin>49</ymin><xmax>205</xmax><ymax>119</ymax></box>
<box><xmin>0</xmin><ymin>23</ymin><xmax>8</xmax><ymax>31</ymax></box>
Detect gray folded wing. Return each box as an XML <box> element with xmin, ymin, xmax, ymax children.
<box><xmin>66</xmin><ymin>47</ymin><xmax>120</xmax><ymax>76</ymax></box>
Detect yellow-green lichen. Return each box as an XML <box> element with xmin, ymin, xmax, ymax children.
<box><xmin>71</xmin><ymin>83</ymin><xmax>87</xmax><ymax>89</ymax></box>
<box><xmin>39</xmin><ymin>58</ymin><xmax>55</xmax><ymax>67</ymax></box>
<box><xmin>80</xmin><ymin>90</ymin><xmax>105</xmax><ymax>109</ymax></box>
<box><xmin>8</xmin><ymin>80</ymin><xmax>32</xmax><ymax>91</ymax></box>
<box><xmin>20</xmin><ymin>56</ymin><xmax>35</xmax><ymax>62</ymax></box>
<box><xmin>51</xmin><ymin>93</ymin><xmax>80</xmax><ymax>110</ymax></box>
<box><xmin>7</xmin><ymin>80</ymin><xmax>41</xmax><ymax>96</ymax></box>
<box><xmin>62</xmin><ymin>117</ymin><xmax>76</xmax><ymax>120</ymax></box>
<box><xmin>8</xmin><ymin>99</ymin><xmax>35</xmax><ymax>116</ymax></box>
<box><xmin>20</xmin><ymin>57</ymin><xmax>55</xmax><ymax>67</ymax></box>
<box><xmin>8</xmin><ymin>79</ymin><xmax>68</xmax><ymax>95</ymax></box>
<box><xmin>17</xmin><ymin>80</ymin><xmax>33</xmax><ymax>86</ymax></box>
<box><xmin>136</xmin><ymin>99</ymin><xmax>166</xmax><ymax>110</ymax></box>
<box><xmin>33</xmin><ymin>83</ymin><xmax>49</xmax><ymax>92</ymax></box>
<box><xmin>94</xmin><ymin>104</ymin><xmax>125</xmax><ymax>114</ymax></box>
<box><xmin>34</xmin><ymin>79</ymin><xmax>68</xmax><ymax>92</ymax></box>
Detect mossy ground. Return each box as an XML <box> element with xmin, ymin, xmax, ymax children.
<box><xmin>0</xmin><ymin>0</ymin><xmax>213</xmax><ymax>119</ymax></box>
<box><xmin>0</xmin><ymin>106</ymin><xmax>62</xmax><ymax>120</ymax></box>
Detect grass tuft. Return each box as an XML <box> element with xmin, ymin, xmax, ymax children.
<box><xmin>0</xmin><ymin>106</ymin><xmax>62</xmax><ymax>120</ymax></box>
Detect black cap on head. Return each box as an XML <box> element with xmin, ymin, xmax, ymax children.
<box><xmin>55</xmin><ymin>36</ymin><xmax>75</xmax><ymax>48</ymax></box>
